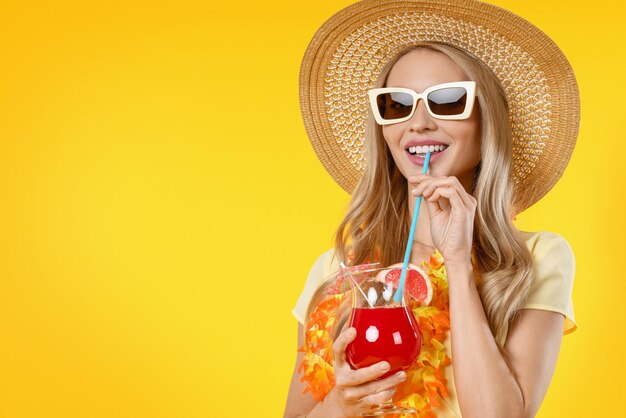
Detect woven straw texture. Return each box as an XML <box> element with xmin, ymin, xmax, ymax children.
<box><xmin>300</xmin><ymin>0</ymin><xmax>579</xmax><ymax>213</ymax></box>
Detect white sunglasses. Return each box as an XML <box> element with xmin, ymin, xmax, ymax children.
<box><xmin>368</xmin><ymin>81</ymin><xmax>477</xmax><ymax>125</ymax></box>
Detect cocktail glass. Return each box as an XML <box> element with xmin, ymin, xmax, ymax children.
<box><xmin>343</xmin><ymin>264</ymin><xmax>422</xmax><ymax>416</ymax></box>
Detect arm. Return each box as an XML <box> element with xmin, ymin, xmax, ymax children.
<box><xmin>410</xmin><ymin>174</ymin><xmax>566</xmax><ymax>418</ymax></box>
<box><xmin>283</xmin><ymin>323</ymin><xmax>322</xmax><ymax>417</ymax></box>
<box><xmin>446</xmin><ymin>262</ymin><xmax>564</xmax><ymax>418</ymax></box>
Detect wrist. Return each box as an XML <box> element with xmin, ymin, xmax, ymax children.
<box><xmin>444</xmin><ymin>258</ymin><xmax>475</xmax><ymax>286</ymax></box>
<box><xmin>317</xmin><ymin>390</ymin><xmax>347</xmax><ymax>418</ymax></box>
<box><xmin>443</xmin><ymin>250</ymin><xmax>472</xmax><ymax>268</ymax></box>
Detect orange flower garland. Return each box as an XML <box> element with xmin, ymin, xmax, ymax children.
<box><xmin>298</xmin><ymin>249</ymin><xmax>477</xmax><ymax>417</ymax></box>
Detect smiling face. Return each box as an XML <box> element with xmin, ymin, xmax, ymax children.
<box><xmin>382</xmin><ymin>48</ymin><xmax>481</xmax><ymax>191</ymax></box>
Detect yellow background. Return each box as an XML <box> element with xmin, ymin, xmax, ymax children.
<box><xmin>0</xmin><ymin>0</ymin><xmax>622</xmax><ymax>416</ymax></box>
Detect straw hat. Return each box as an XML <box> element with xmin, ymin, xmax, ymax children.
<box><xmin>299</xmin><ymin>0</ymin><xmax>580</xmax><ymax>213</ymax></box>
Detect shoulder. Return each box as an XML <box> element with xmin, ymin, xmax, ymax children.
<box><xmin>291</xmin><ymin>248</ymin><xmax>342</xmax><ymax>324</ymax></box>
<box><xmin>519</xmin><ymin>230</ymin><xmax>575</xmax><ymax>267</ymax></box>
<box><xmin>308</xmin><ymin>248</ymin><xmax>341</xmax><ymax>280</ymax></box>
<box><xmin>518</xmin><ymin>230</ymin><xmax>577</xmax><ymax>333</ymax></box>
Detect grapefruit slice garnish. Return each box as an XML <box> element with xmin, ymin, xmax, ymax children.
<box><xmin>375</xmin><ymin>263</ymin><xmax>433</xmax><ymax>305</ymax></box>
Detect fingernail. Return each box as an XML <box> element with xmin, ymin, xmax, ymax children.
<box><xmin>380</xmin><ymin>362</ymin><xmax>390</xmax><ymax>371</ymax></box>
<box><xmin>347</xmin><ymin>328</ymin><xmax>356</xmax><ymax>337</ymax></box>
<box><xmin>397</xmin><ymin>372</ymin><xmax>406</xmax><ymax>381</ymax></box>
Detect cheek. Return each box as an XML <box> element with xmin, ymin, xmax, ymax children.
<box><xmin>466</xmin><ymin>126</ymin><xmax>481</xmax><ymax>148</ymax></box>
<box><xmin>382</xmin><ymin>125</ymin><xmax>402</xmax><ymax>147</ymax></box>
<box><xmin>381</xmin><ymin>126</ymin><xmax>407</xmax><ymax>169</ymax></box>
<box><xmin>466</xmin><ymin>130</ymin><xmax>482</xmax><ymax>164</ymax></box>
<box><xmin>464</xmin><ymin>132</ymin><xmax>481</xmax><ymax>156</ymax></box>
<box><xmin>450</xmin><ymin>125</ymin><xmax>481</xmax><ymax>162</ymax></box>
<box><xmin>456</xmin><ymin>119</ymin><xmax>481</xmax><ymax>146</ymax></box>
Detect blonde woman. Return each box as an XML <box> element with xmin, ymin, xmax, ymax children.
<box><xmin>285</xmin><ymin>1</ymin><xmax>578</xmax><ymax>417</ymax></box>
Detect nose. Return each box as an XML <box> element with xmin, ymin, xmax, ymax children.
<box><xmin>408</xmin><ymin>98</ymin><xmax>437</xmax><ymax>132</ymax></box>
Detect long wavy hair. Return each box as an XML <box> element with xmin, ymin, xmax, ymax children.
<box><xmin>306</xmin><ymin>42</ymin><xmax>534</xmax><ymax>347</ymax></box>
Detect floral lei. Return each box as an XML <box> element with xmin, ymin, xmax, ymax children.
<box><xmin>298</xmin><ymin>249</ymin><xmax>477</xmax><ymax>417</ymax></box>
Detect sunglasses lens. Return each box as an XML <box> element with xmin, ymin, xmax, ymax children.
<box><xmin>427</xmin><ymin>87</ymin><xmax>468</xmax><ymax>116</ymax></box>
<box><xmin>376</xmin><ymin>92</ymin><xmax>414</xmax><ymax>120</ymax></box>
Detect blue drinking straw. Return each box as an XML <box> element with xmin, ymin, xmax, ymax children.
<box><xmin>393</xmin><ymin>151</ymin><xmax>432</xmax><ymax>303</ymax></box>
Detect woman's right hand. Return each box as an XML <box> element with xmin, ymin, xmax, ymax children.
<box><xmin>322</xmin><ymin>327</ymin><xmax>407</xmax><ymax>418</ymax></box>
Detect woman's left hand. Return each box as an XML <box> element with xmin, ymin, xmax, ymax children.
<box><xmin>409</xmin><ymin>174</ymin><xmax>476</xmax><ymax>266</ymax></box>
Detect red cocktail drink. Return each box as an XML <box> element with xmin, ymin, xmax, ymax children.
<box><xmin>346</xmin><ymin>306</ymin><xmax>421</xmax><ymax>378</ymax></box>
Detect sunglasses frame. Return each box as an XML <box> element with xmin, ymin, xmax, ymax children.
<box><xmin>368</xmin><ymin>81</ymin><xmax>477</xmax><ymax>125</ymax></box>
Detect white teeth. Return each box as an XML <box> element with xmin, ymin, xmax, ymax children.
<box><xmin>408</xmin><ymin>144</ymin><xmax>448</xmax><ymax>155</ymax></box>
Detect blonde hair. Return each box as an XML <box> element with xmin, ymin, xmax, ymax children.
<box><xmin>307</xmin><ymin>42</ymin><xmax>533</xmax><ymax>347</ymax></box>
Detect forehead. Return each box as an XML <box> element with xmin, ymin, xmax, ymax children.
<box><xmin>385</xmin><ymin>49</ymin><xmax>468</xmax><ymax>92</ymax></box>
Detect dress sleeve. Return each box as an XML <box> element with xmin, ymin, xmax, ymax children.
<box><xmin>521</xmin><ymin>232</ymin><xmax>577</xmax><ymax>335</ymax></box>
<box><xmin>291</xmin><ymin>249</ymin><xmax>335</xmax><ymax>325</ymax></box>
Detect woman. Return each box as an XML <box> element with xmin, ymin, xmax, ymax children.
<box><xmin>285</xmin><ymin>1</ymin><xmax>578</xmax><ymax>417</ymax></box>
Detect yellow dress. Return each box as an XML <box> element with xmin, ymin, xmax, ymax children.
<box><xmin>291</xmin><ymin>231</ymin><xmax>576</xmax><ymax>417</ymax></box>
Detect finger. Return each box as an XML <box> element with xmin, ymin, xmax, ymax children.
<box><xmin>359</xmin><ymin>388</ymin><xmax>397</xmax><ymax>407</ymax></box>
<box><xmin>410</xmin><ymin>178</ymin><xmax>435</xmax><ymax>197</ymax></box>
<box><xmin>344</xmin><ymin>361</ymin><xmax>391</xmax><ymax>386</ymax></box>
<box><xmin>443</xmin><ymin>175</ymin><xmax>476</xmax><ymax>208</ymax></box>
<box><xmin>352</xmin><ymin>371</ymin><xmax>407</xmax><ymax>398</ymax></box>
<box><xmin>332</xmin><ymin>327</ymin><xmax>357</xmax><ymax>368</ymax></box>
<box><xmin>409</xmin><ymin>174</ymin><xmax>459</xmax><ymax>187</ymax></box>
<box><xmin>461</xmin><ymin>189</ymin><xmax>477</xmax><ymax>210</ymax></box>
<box><xmin>424</xmin><ymin>193</ymin><xmax>442</xmax><ymax>217</ymax></box>
<box><xmin>408</xmin><ymin>173</ymin><xmax>432</xmax><ymax>183</ymax></box>
<box><xmin>428</xmin><ymin>187</ymin><xmax>465</xmax><ymax>213</ymax></box>
<box><xmin>438</xmin><ymin>176</ymin><xmax>476</xmax><ymax>209</ymax></box>
<box><xmin>421</xmin><ymin>177</ymin><xmax>460</xmax><ymax>199</ymax></box>
<box><xmin>419</xmin><ymin>176</ymin><xmax>463</xmax><ymax>194</ymax></box>
<box><xmin>408</xmin><ymin>175</ymin><xmax>434</xmax><ymax>191</ymax></box>
<box><xmin>411</xmin><ymin>177</ymin><xmax>474</xmax><ymax>209</ymax></box>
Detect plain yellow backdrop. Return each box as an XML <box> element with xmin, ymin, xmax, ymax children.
<box><xmin>0</xmin><ymin>0</ymin><xmax>623</xmax><ymax>417</ymax></box>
